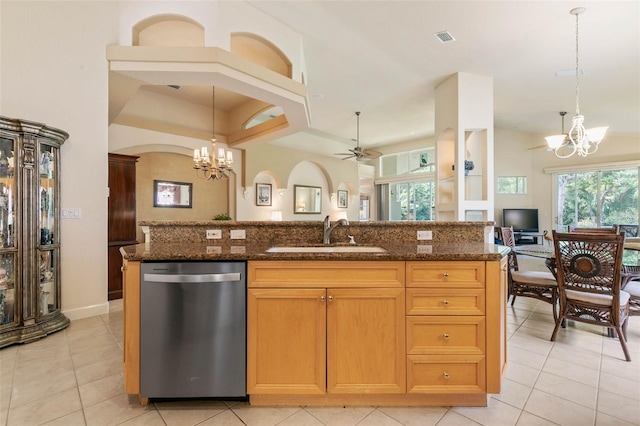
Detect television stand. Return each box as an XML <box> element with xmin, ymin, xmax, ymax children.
<box><xmin>514</xmin><ymin>232</ymin><xmax>543</xmax><ymax>245</ymax></box>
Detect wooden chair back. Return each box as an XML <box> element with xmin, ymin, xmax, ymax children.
<box><xmin>551</xmin><ymin>230</ymin><xmax>630</xmax><ymax>361</ymax></box>
<box><xmin>499</xmin><ymin>226</ymin><xmax>516</xmax><ymax>248</ymax></box>
<box><xmin>567</xmin><ymin>225</ymin><xmax>620</xmax><ymax>234</ymax></box>
<box><xmin>499</xmin><ymin>226</ymin><xmax>519</xmax><ymax>271</ymax></box>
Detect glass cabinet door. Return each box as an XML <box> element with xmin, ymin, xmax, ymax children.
<box><xmin>0</xmin><ymin>136</ymin><xmax>16</xmax><ymax>326</ymax></box>
<box><xmin>38</xmin><ymin>143</ymin><xmax>58</xmax><ymax>316</ymax></box>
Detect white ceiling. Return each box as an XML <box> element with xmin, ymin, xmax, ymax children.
<box><xmin>248</xmin><ymin>0</ymin><xmax>639</xmax><ymax>155</ymax></box>
<box><xmin>112</xmin><ymin>1</ymin><xmax>640</xmax><ymax>158</ymax></box>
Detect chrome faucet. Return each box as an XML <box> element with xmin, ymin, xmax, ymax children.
<box><xmin>323</xmin><ymin>215</ymin><xmax>349</xmax><ymax>244</ymax></box>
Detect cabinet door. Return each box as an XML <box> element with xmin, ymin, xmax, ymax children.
<box><xmin>247</xmin><ymin>288</ymin><xmax>326</xmax><ymax>394</ymax></box>
<box><xmin>0</xmin><ymin>134</ymin><xmax>16</xmax><ymax>327</ymax></box>
<box><xmin>37</xmin><ymin>143</ymin><xmax>60</xmax><ymax>316</ymax></box>
<box><xmin>122</xmin><ymin>259</ymin><xmax>141</xmax><ymax>395</ymax></box>
<box><xmin>327</xmin><ymin>288</ymin><xmax>405</xmax><ymax>394</ymax></box>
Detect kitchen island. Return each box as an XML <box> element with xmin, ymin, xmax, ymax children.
<box><xmin>120</xmin><ymin>221</ymin><xmax>508</xmax><ymax>407</ymax></box>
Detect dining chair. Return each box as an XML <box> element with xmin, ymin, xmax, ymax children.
<box><xmin>623</xmin><ymin>279</ymin><xmax>640</xmax><ymax>317</ymax></box>
<box><xmin>567</xmin><ymin>225</ymin><xmax>620</xmax><ymax>234</ymax></box>
<box><xmin>550</xmin><ymin>231</ymin><xmax>631</xmax><ymax>361</ymax></box>
<box><xmin>500</xmin><ymin>227</ymin><xmax>559</xmax><ymax>321</ymax></box>
<box><xmin>617</xmin><ymin>224</ymin><xmax>639</xmax><ymax>237</ymax></box>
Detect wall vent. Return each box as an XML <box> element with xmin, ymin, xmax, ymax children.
<box><xmin>434</xmin><ymin>31</ymin><xmax>455</xmax><ymax>43</ymax></box>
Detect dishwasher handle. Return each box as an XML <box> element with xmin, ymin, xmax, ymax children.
<box><xmin>143</xmin><ymin>272</ymin><xmax>242</xmax><ymax>284</ymax></box>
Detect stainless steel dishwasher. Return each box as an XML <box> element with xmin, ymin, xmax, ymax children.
<box><xmin>140</xmin><ymin>261</ymin><xmax>246</xmax><ymax>399</ymax></box>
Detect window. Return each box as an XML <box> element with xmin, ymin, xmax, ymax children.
<box><xmin>376</xmin><ymin>148</ymin><xmax>436</xmax><ymax>221</ymax></box>
<box><xmin>553</xmin><ymin>166</ymin><xmax>638</xmax><ymax>230</ymax></box>
<box><xmin>379</xmin><ymin>148</ymin><xmax>435</xmax><ymax>177</ymax></box>
<box><xmin>497</xmin><ymin>176</ymin><xmax>527</xmax><ymax>194</ymax></box>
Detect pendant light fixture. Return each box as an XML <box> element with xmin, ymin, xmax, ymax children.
<box><xmin>545</xmin><ymin>7</ymin><xmax>608</xmax><ymax>158</ymax></box>
<box><xmin>193</xmin><ymin>86</ymin><xmax>233</xmax><ymax>180</ymax></box>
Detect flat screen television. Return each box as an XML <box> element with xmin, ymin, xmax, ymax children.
<box><xmin>502</xmin><ymin>208</ymin><xmax>539</xmax><ymax>233</ymax></box>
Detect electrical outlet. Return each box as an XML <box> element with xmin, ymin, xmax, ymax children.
<box><xmin>206</xmin><ymin>229</ymin><xmax>222</xmax><ymax>239</ymax></box>
<box><xmin>206</xmin><ymin>246</ymin><xmax>222</xmax><ymax>254</ymax></box>
<box><xmin>62</xmin><ymin>208</ymin><xmax>81</xmax><ymax>219</ymax></box>
<box><xmin>417</xmin><ymin>245</ymin><xmax>432</xmax><ymax>254</ymax></box>
<box><xmin>417</xmin><ymin>230</ymin><xmax>433</xmax><ymax>240</ymax></box>
<box><xmin>230</xmin><ymin>245</ymin><xmax>246</xmax><ymax>254</ymax></box>
<box><xmin>230</xmin><ymin>229</ymin><xmax>246</xmax><ymax>239</ymax></box>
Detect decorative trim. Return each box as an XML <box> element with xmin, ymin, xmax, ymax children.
<box><xmin>544</xmin><ymin>160</ymin><xmax>640</xmax><ymax>174</ymax></box>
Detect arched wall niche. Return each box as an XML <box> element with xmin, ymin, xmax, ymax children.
<box><xmin>133</xmin><ymin>14</ymin><xmax>204</xmax><ymax>47</ymax></box>
<box><xmin>231</xmin><ymin>32</ymin><xmax>292</xmax><ymax>78</ymax></box>
<box><xmin>287</xmin><ymin>161</ymin><xmax>335</xmax><ymax>195</ymax></box>
<box><xmin>243</xmin><ymin>105</ymin><xmax>283</xmax><ymax>130</ymax></box>
<box><xmin>253</xmin><ymin>170</ymin><xmax>282</xmax><ymax>190</ymax></box>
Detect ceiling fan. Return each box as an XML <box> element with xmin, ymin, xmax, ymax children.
<box><xmin>528</xmin><ymin>111</ymin><xmax>567</xmax><ymax>151</ymax></box>
<box><xmin>334</xmin><ymin>111</ymin><xmax>383</xmax><ymax>161</ymax></box>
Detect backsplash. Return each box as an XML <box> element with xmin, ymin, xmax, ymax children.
<box><xmin>140</xmin><ymin>220</ymin><xmax>495</xmax><ymax>245</ymax></box>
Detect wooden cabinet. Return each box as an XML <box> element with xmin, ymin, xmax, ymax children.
<box><xmin>121</xmin><ymin>256</ymin><xmax>506</xmax><ymax>406</ymax></box>
<box><xmin>247</xmin><ymin>288</ymin><xmax>326</xmax><ymax>394</ymax></box>
<box><xmin>108</xmin><ymin>153</ymin><xmax>138</xmax><ymax>300</ymax></box>
<box><xmin>406</xmin><ymin>260</ymin><xmax>505</xmax><ymax>397</ymax></box>
<box><xmin>247</xmin><ymin>261</ymin><xmax>406</xmax><ymax>402</ymax></box>
<box><xmin>0</xmin><ymin>116</ymin><xmax>70</xmax><ymax>347</ymax></box>
<box><xmin>121</xmin><ymin>257</ymin><xmax>141</xmax><ymax>396</ymax></box>
<box><xmin>406</xmin><ymin>261</ymin><xmax>487</xmax><ymax>395</ymax></box>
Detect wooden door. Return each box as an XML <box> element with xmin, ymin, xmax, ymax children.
<box><xmin>327</xmin><ymin>288</ymin><xmax>406</xmax><ymax>394</ymax></box>
<box><xmin>247</xmin><ymin>288</ymin><xmax>326</xmax><ymax>394</ymax></box>
<box><xmin>108</xmin><ymin>153</ymin><xmax>138</xmax><ymax>300</ymax></box>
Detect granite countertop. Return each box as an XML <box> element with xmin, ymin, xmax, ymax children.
<box><xmin>120</xmin><ymin>241</ymin><xmax>509</xmax><ymax>262</ymax></box>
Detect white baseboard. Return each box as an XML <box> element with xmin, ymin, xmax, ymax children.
<box><xmin>62</xmin><ymin>302</ymin><xmax>110</xmax><ymax>321</ymax></box>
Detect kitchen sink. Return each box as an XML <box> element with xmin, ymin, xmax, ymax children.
<box><xmin>266</xmin><ymin>245</ymin><xmax>387</xmax><ymax>253</ymax></box>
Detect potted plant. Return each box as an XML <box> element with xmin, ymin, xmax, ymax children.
<box><xmin>464</xmin><ymin>160</ymin><xmax>475</xmax><ymax>176</ymax></box>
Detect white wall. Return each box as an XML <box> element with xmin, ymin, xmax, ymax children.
<box><xmin>493</xmin><ymin>128</ymin><xmax>536</xmax><ymax>223</ymax></box>
<box><xmin>1</xmin><ymin>2</ymin><xmax>119</xmax><ymax>319</ymax></box>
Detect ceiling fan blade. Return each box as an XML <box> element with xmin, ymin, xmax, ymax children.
<box><xmin>527</xmin><ymin>144</ymin><xmax>550</xmax><ymax>151</ymax></box>
<box><xmin>362</xmin><ymin>149</ymin><xmax>382</xmax><ymax>159</ymax></box>
<box><xmin>334</xmin><ymin>152</ymin><xmax>354</xmax><ymax>156</ymax></box>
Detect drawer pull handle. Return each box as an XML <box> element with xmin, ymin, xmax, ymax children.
<box><xmin>443</xmin><ymin>372</ymin><xmax>450</xmax><ymax>379</ymax></box>
<box><xmin>320</xmin><ymin>296</ymin><xmax>325</xmax><ymax>302</ymax></box>
<box><xmin>443</xmin><ymin>272</ymin><xmax>449</xmax><ymax>278</ymax></box>
<box><xmin>443</xmin><ymin>300</ymin><xmax>450</xmax><ymax>305</ymax></box>
<box><xmin>443</xmin><ymin>333</ymin><xmax>450</xmax><ymax>339</ymax></box>
<box><xmin>328</xmin><ymin>295</ymin><xmax>334</xmax><ymax>302</ymax></box>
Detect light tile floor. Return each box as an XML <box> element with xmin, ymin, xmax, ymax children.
<box><xmin>1</xmin><ymin>272</ymin><xmax>639</xmax><ymax>425</ymax></box>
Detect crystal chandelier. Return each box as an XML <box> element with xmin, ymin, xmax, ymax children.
<box><xmin>193</xmin><ymin>86</ymin><xmax>233</xmax><ymax>180</ymax></box>
<box><xmin>545</xmin><ymin>7</ymin><xmax>608</xmax><ymax>158</ymax></box>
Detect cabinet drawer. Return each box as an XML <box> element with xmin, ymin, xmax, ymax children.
<box><xmin>407</xmin><ymin>316</ymin><xmax>485</xmax><ymax>355</ymax></box>
<box><xmin>406</xmin><ymin>261</ymin><xmax>484</xmax><ymax>288</ymax></box>
<box><xmin>406</xmin><ymin>288</ymin><xmax>485</xmax><ymax>316</ymax></box>
<box><xmin>407</xmin><ymin>355</ymin><xmax>485</xmax><ymax>394</ymax></box>
<box><xmin>248</xmin><ymin>261</ymin><xmax>405</xmax><ymax>288</ymax></box>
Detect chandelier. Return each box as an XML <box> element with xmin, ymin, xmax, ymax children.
<box><xmin>545</xmin><ymin>7</ymin><xmax>608</xmax><ymax>158</ymax></box>
<box><xmin>193</xmin><ymin>86</ymin><xmax>233</xmax><ymax>180</ymax></box>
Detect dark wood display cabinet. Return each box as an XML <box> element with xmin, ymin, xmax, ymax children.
<box><xmin>0</xmin><ymin>115</ymin><xmax>70</xmax><ymax>347</ymax></box>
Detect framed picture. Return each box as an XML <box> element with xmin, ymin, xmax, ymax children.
<box><xmin>337</xmin><ymin>190</ymin><xmax>348</xmax><ymax>208</ymax></box>
<box><xmin>153</xmin><ymin>180</ymin><xmax>192</xmax><ymax>208</ymax></box>
<box><xmin>256</xmin><ymin>183</ymin><xmax>272</xmax><ymax>206</ymax></box>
